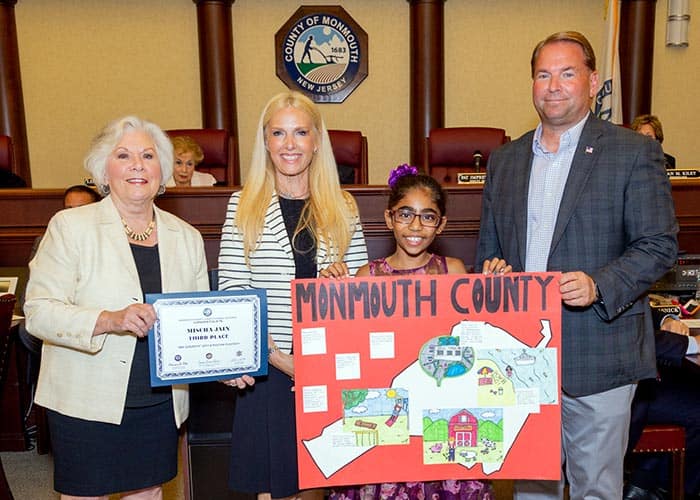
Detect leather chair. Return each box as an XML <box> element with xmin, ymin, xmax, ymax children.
<box><xmin>0</xmin><ymin>293</ymin><xmax>17</xmax><ymax>500</ymax></box>
<box><xmin>631</xmin><ymin>424</ymin><xmax>686</xmax><ymax>500</ymax></box>
<box><xmin>0</xmin><ymin>135</ymin><xmax>26</xmax><ymax>188</ymax></box>
<box><xmin>328</xmin><ymin>129</ymin><xmax>368</xmax><ymax>184</ymax></box>
<box><xmin>165</xmin><ymin>129</ymin><xmax>238</xmax><ymax>186</ymax></box>
<box><xmin>0</xmin><ymin>136</ymin><xmax>15</xmax><ymax>174</ymax></box>
<box><xmin>425</xmin><ymin>127</ymin><xmax>509</xmax><ymax>184</ymax></box>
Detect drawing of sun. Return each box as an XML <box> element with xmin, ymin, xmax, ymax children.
<box><xmin>386</xmin><ymin>389</ymin><xmax>397</xmax><ymax>399</ymax></box>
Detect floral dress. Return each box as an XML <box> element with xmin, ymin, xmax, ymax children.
<box><xmin>329</xmin><ymin>254</ymin><xmax>494</xmax><ymax>500</ymax></box>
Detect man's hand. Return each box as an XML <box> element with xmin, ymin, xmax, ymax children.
<box><xmin>559</xmin><ymin>271</ymin><xmax>597</xmax><ymax>307</ymax></box>
<box><xmin>660</xmin><ymin>316</ymin><xmax>691</xmax><ymax>336</ymax></box>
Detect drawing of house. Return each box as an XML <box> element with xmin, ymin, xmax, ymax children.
<box><xmin>447</xmin><ymin>409</ymin><xmax>478</xmax><ymax>447</ymax></box>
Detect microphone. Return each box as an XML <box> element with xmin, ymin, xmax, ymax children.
<box><xmin>473</xmin><ymin>150</ymin><xmax>483</xmax><ymax>173</ymax></box>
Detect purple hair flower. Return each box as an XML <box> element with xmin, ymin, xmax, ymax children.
<box><xmin>388</xmin><ymin>163</ymin><xmax>419</xmax><ymax>188</ymax></box>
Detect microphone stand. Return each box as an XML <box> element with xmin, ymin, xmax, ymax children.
<box><xmin>473</xmin><ymin>150</ymin><xmax>483</xmax><ymax>173</ymax></box>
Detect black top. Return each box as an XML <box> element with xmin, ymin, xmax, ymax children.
<box><xmin>279</xmin><ymin>197</ymin><xmax>317</xmax><ymax>279</ymax></box>
<box><xmin>126</xmin><ymin>243</ymin><xmax>170</xmax><ymax>407</ymax></box>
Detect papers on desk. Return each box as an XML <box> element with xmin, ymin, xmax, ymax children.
<box><xmin>0</xmin><ymin>276</ymin><xmax>18</xmax><ymax>294</ymax></box>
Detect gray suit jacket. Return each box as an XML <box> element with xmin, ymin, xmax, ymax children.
<box><xmin>475</xmin><ymin>114</ymin><xmax>678</xmax><ymax>396</ymax></box>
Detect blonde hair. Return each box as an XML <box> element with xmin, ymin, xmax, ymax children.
<box><xmin>236</xmin><ymin>91</ymin><xmax>358</xmax><ymax>264</ymax></box>
<box><xmin>171</xmin><ymin>135</ymin><xmax>205</xmax><ymax>163</ymax></box>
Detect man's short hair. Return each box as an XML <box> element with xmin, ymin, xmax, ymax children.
<box><xmin>63</xmin><ymin>184</ymin><xmax>101</xmax><ymax>204</ymax></box>
<box><xmin>530</xmin><ymin>31</ymin><xmax>597</xmax><ymax>78</ymax></box>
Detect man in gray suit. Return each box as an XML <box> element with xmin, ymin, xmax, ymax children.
<box><xmin>475</xmin><ymin>31</ymin><xmax>678</xmax><ymax>500</ymax></box>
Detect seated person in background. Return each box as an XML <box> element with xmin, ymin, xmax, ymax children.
<box><xmin>631</xmin><ymin>114</ymin><xmax>676</xmax><ymax>169</ymax></box>
<box><xmin>166</xmin><ymin>135</ymin><xmax>217</xmax><ymax>187</ymax></box>
<box><xmin>30</xmin><ymin>185</ymin><xmax>101</xmax><ymax>259</ymax></box>
<box><xmin>624</xmin><ymin>310</ymin><xmax>700</xmax><ymax>500</ymax></box>
<box><xmin>337</xmin><ymin>164</ymin><xmax>356</xmax><ymax>185</ymax></box>
<box><xmin>63</xmin><ymin>184</ymin><xmax>101</xmax><ymax>208</ymax></box>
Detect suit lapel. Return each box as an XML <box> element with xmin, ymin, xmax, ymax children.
<box><xmin>97</xmin><ymin>196</ymin><xmax>141</xmax><ymax>287</ymax></box>
<box><xmin>513</xmin><ymin>134</ymin><xmax>534</xmax><ymax>270</ymax></box>
<box><xmin>270</xmin><ymin>194</ymin><xmax>293</xmax><ymax>259</ymax></box>
<box><xmin>155</xmin><ymin>207</ymin><xmax>180</xmax><ymax>293</ymax></box>
<box><xmin>271</xmin><ymin>194</ymin><xmax>323</xmax><ymax>274</ymax></box>
<box><xmin>550</xmin><ymin>115</ymin><xmax>603</xmax><ymax>255</ymax></box>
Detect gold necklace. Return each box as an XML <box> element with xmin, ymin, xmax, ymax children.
<box><xmin>121</xmin><ymin>214</ymin><xmax>156</xmax><ymax>242</ymax></box>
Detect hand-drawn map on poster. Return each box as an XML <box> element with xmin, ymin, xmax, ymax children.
<box><xmin>291</xmin><ymin>272</ymin><xmax>561</xmax><ymax>488</ymax></box>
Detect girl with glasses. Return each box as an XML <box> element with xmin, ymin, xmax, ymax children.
<box><xmin>329</xmin><ymin>166</ymin><xmax>494</xmax><ymax>500</ymax></box>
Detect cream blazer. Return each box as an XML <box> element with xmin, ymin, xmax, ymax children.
<box><xmin>24</xmin><ymin>196</ymin><xmax>210</xmax><ymax>426</ymax></box>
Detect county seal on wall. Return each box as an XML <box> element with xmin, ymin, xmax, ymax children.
<box><xmin>275</xmin><ymin>6</ymin><xmax>368</xmax><ymax>103</ymax></box>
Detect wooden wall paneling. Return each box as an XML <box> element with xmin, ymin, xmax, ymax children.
<box><xmin>1</xmin><ymin>182</ymin><xmax>699</xmax><ymax>271</ymax></box>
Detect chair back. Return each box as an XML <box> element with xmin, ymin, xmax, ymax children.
<box><xmin>328</xmin><ymin>129</ymin><xmax>368</xmax><ymax>184</ymax></box>
<box><xmin>0</xmin><ymin>136</ymin><xmax>15</xmax><ymax>173</ymax></box>
<box><xmin>0</xmin><ymin>294</ymin><xmax>17</xmax><ymax>398</ymax></box>
<box><xmin>165</xmin><ymin>129</ymin><xmax>238</xmax><ymax>186</ymax></box>
<box><xmin>426</xmin><ymin>127</ymin><xmax>509</xmax><ymax>184</ymax></box>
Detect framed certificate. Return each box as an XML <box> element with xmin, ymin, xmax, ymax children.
<box><xmin>146</xmin><ymin>290</ymin><xmax>268</xmax><ymax>386</ymax></box>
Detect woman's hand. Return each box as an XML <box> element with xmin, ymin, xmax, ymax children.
<box><xmin>94</xmin><ymin>304</ymin><xmax>156</xmax><ymax>338</ymax></box>
<box><xmin>268</xmin><ymin>335</ymin><xmax>294</xmax><ymax>379</ymax></box>
<box><xmin>269</xmin><ymin>348</ymin><xmax>295</xmax><ymax>379</ymax></box>
<box><xmin>221</xmin><ymin>375</ymin><xmax>256</xmax><ymax>389</ymax></box>
<box><xmin>319</xmin><ymin>262</ymin><xmax>351</xmax><ymax>278</ymax></box>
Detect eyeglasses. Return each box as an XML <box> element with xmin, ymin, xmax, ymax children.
<box><xmin>389</xmin><ymin>209</ymin><xmax>442</xmax><ymax>227</ymax></box>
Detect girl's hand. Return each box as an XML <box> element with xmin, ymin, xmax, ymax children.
<box><xmin>319</xmin><ymin>262</ymin><xmax>351</xmax><ymax>278</ymax></box>
<box><xmin>481</xmin><ymin>258</ymin><xmax>512</xmax><ymax>275</ymax></box>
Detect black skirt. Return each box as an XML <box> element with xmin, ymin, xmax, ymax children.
<box><xmin>229</xmin><ymin>365</ymin><xmax>298</xmax><ymax>498</ymax></box>
<box><xmin>48</xmin><ymin>399</ymin><xmax>178</xmax><ymax>496</ymax></box>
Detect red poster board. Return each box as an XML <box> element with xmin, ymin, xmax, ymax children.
<box><xmin>292</xmin><ymin>273</ymin><xmax>561</xmax><ymax>488</ymax></box>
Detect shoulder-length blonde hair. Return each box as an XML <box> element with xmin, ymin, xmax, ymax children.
<box><xmin>236</xmin><ymin>91</ymin><xmax>359</xmax><ymax>264</ymax></box>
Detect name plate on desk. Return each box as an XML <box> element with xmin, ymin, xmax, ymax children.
<box><xmin>457</xmin><ymin>173</ymin><xmax>486</xmax><ymax>184</ymax></box>
<box><xmin>667</xmin><ymin>169</ymin><xmax>700</xmax><ymax>179</ymax></box>
<box><xmin>147</xmin><ymin>290</ymin><xmax>268</xmax><ymax>386</ymax></box>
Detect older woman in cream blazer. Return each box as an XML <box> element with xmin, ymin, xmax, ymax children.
<box><xmin>25</xmin><ymin>116</ymin><xmax>209</xmax><ymax>500</ymax></box>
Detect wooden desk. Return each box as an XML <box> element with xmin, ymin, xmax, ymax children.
<box><xmin>1</xmin><ymin>180</ymin><xmax>699</xmax><ymax>269</ymax></box>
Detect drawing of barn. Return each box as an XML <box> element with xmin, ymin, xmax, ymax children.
<box><xmin>448</xmin><ymin>409</ymin><xmax>478</xmax><ymax>447</ymax></box>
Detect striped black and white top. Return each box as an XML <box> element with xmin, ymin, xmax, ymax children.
<box><xmin>218</xmin><ymin>191</ymin><xmax>368</xmax><ymax>353</ymax></box>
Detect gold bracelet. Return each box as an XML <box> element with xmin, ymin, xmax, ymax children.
<box><xmin>268</xmin><ymin>345</ymin><xmax>280</xmax><ymax>357</ymax></box>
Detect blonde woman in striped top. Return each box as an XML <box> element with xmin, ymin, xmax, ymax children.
<box><xmin>218</xmin><ymin>91</ymin><xmax>368</xmax><ymax>500</ymax></box>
